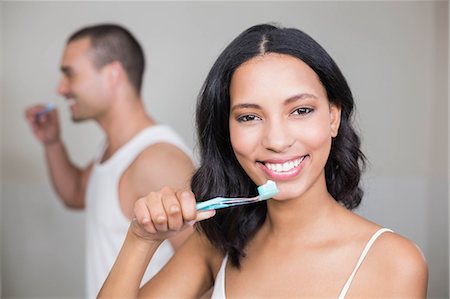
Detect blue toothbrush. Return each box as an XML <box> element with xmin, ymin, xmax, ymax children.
<box><xmin>196</xmin><ymin>180</ymin><xmax>279</xmax><ymax>211</ymax></box>
<box><xmin>35</xmin><ymin>103</ymin><xmax>56</xmax><ymax>120</ymax></box>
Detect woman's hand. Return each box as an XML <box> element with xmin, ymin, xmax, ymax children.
<box><xmin>131</xmin><ymin>187</ymin><xmax>215</xmax><ymax>242</ymax></box>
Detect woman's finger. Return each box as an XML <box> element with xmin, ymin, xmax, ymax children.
<box><xmin>178</xmin><ymin>191</ymin><xmax>197</xmax><ymax>223</ymax></box>
<box><xmin>195</xmin><ymin>210</ymin><xmax>216</xmax><ymax>222</ymax></box>
<box><xmin>162</xmin><ymin>190</ymin><xmax>183</xmax><ymax>231</ymax></box>
<box><xmin>133</xmin><ymin>198</ymin><xmax>156</xmax><ymax>235</ymax></box>
<box><xmin>146</xmin><ymin>192</ymin><xmax>169</xmax><ymax>232</ymax></box>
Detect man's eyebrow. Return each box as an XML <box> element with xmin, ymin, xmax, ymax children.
<box><xmin>60</xmin><ymin>66</ymin><xmax>71</xmax><ymax>74</ymax></box>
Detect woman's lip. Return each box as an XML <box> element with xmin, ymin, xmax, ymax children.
<box><xmin>257</xmin><ymin>155</ymin><xmax>309</xmax><ymax>180</ymax></box>
<box><xmin>262</xmin><ymin>155</ymin><xmax>307</xmax><ymax>164</ymax></box>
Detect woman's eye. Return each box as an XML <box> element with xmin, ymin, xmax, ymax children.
<box><xmin>237</xmin><ymin>114</ymin><xmax>261</xmax><ymax>122</ymax></box>
<box><xmin>292</xmin><ymin>107</ymin><xmax>313</xmax><ymax>116</ymax></box>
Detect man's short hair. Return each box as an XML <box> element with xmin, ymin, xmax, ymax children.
<box><xmin>68</xmin><ymin>24</ymin><xmax>145</xmax><ymax>94</ymax></box>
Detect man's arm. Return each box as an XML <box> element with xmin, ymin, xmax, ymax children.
<box><xmin>119</xmin><ymin>142</ymin><xmax>196</xmax><ymax>249</ymax></box>
<box><xmin>25</xmin><ymin>105</ymin><xmax>89</xmax><ymax>209</ymax></box>
<box><xmin>44</xmin><ymin>141</ymin><xmax>91</xmax><ymax>209</ymax></box>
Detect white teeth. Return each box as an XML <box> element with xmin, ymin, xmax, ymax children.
<box><xmin>265</xmin><ymin>156</ymin><xmax>306</xmax><ymax>173</ymax></box>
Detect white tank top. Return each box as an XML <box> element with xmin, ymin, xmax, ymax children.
<box><xmin>211</xmin><ymin>228</ymin><xmax>393</xmax><ymax>298</ymax></box>
<box><xmin>85</xmin><ymin>125</ymin><xmax>193</xmax><ymax>298</ymax></box>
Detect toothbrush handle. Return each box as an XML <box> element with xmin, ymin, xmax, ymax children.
<box><xmin>196</xmin><ymin>196</ymin><xmax>260</xmax><ymax>211</ymax></box>
<box><xmin>196</xmin><ymin>197</ymin><xmax>227</xmax><ymax>211</ymax></box>
<box><xmin>35</xmin><ymin>104</ymin><xmax>55</xmax><ymax>119</ymax></box>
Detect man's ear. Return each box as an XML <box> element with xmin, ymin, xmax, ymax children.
<box><xmin>330</xmin><ymin>103</ymin><xmax>341</xmax><ymax>138</ymax></box>
<box><xmin>104</xmin><ymin>61</ymin><xmax>123</xmax><ymax>88</ymax></box>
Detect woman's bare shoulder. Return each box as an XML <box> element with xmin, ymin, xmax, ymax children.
<box><xmin>373</xmin><ymin>230</ymin><xmax>427</xmax><ymax>275</ymax></box>
<box><xmin>338</xmin><ymin>210</ymin><xmax>428</xmax><ymax>296</ymax></box>
<box><xmin>361</xmin><ymin>229</ymin><xmax>428</xmax><ymax>297</ymax></box>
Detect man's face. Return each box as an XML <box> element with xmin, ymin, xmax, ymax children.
<box><xmin>57</xmin><ymin>37</ymin><xmax>110</xmax><ymax>122</ymax></box>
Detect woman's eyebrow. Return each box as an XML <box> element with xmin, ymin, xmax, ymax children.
<box><xmin>230</xmin><ymin>103</ymin><xmax>261</xmax><ymax>112</ymax></box>
<box><xmin>284</xmin><ymin>93</ymin><xmax>317</xmax><ymax>105</ymax></box>
<box><xmin>231</xmin><ymin>93</ymin><xmax>317</xmax><ymax>112</ymax></box>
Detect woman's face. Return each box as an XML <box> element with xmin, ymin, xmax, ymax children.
<box><xmin>229</xmin><ymin>53</ymin><xmax>341</xmax><ymax>201</ymax></box>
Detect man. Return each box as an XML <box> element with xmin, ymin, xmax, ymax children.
<box><xmin>24</xmin><ymin>24</ymin><xmax>195</xmax><ymax>298</ymax></box>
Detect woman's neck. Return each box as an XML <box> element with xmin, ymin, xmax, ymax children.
<box><xmin>262</xmin><ymin>176</ymin><xmax>342</xmax><ymax>242</ymax></box>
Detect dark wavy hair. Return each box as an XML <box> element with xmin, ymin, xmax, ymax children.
<box><xmin>191</xmin><ymin>24</ymin><xmax>366</xmax><ymax>267</ymax></box>
<box><xmin>68</xmin><ymin>24</ymin><xmax>145</xmax><ymax>94</ymax></box>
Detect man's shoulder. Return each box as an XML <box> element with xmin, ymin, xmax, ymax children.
<box><xmin>126</xmin><ymin>142</ymin><xmax>195</xmax><ymax>190</ymax></box>
<box><xmin>134</xmin><ymin>142</ymin><xmax>192</xmax><ymax>167</ymax></box>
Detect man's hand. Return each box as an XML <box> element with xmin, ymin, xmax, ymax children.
<box><xmin>25</xmin><ymin>104</ymin><xmax>61</xmax><ymax>145</ymax></box>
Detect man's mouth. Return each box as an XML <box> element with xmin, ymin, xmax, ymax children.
<box><xmin>66</xmin><ymin>98</ymin><xmax>76</xmax><ymax>108</ymax></box>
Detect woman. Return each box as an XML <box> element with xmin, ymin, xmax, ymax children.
<box><xmin>98</xmin><ymin>24</ymin><xmax>428</xmax><ymax>298</ymax></box>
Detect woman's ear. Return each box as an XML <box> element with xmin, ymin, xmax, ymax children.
<box><xmin>330</xmin><ymin>103</ymin><xmax>341</xmax><ymax>138</ymax></box>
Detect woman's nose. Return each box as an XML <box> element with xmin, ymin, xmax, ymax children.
<box><xmin>262</xmin><ymin>119</ymin><xmax>295</xmax><ymax>152</ymax></box>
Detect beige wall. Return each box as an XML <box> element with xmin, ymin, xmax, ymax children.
<box><xmin>1</xmin><ymin>1</ymin><xmax>448</xmax><ymax>298</ymax></box>
<box><xmin>0</xmin><ymin>1</ymin><xmax>3</xmax><ymax>296</ymax></box>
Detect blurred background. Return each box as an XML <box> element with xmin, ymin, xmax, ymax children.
<box><xmin>0</xmin><ymin>1</ymin><xmax>448</xmax><ymax>298</ymax></box>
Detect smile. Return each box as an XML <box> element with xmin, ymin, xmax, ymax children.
<box><xmin>264</xmin><ymin>156</ymin><xmax>307</xmax><ymax>173</ymax></box>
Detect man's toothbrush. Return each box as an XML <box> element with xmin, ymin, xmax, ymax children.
<box><xmin>196</xmin><ymin>180</ymin><xmax>279</xmax><ymax>211</ymax></box>
<box><xmin>35</xmin><ymin>103</ymin><xmax>56</xmax><ymax>120</ymax></box>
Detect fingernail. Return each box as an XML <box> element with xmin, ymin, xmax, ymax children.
<box><xmin>156</xmin><ymin>215</ymin><xmax>166</xmax><ymax>223</ymax></box>
<box><xmin>181</xmin><ymin>191</ymin><xmax>191</xmax><ymax>200</ymax></box>
<box><xmin>170</xmin><ymin>205</ymin><xmax>180</xmax><ymax>213</ymax></box>
<box><xmin>198</xmin><ymin>209</ymin><xmax>216</xmax><ymax>221</ymax></box>
<box><xmin>203</xmin><ymin>209</ymin><xmax>216</xmax><ymax>216</ymax></box>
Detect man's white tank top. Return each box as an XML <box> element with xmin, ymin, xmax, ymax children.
<box><xmin>85</xmin><ymin>125</ymin><xmax>193</xmax><ymax>298</ymax></box>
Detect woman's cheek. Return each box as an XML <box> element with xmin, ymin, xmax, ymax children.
<box><xmin>299</xmin><ymin>122</ymin><xmax>332</xmax><ymax>150</ymax></box>
<box><xmin>230</xmin><ymin>124</ymin><xmax>260</xmax><ymax>155</ymax></box>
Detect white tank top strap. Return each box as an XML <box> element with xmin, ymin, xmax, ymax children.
<box><xmin>338</xmin><ymin>228</ymin><xmax>394</xmax><ymax>299</ymax></box>
<box><xmin>93</xmin><ymin>125</ymin><xmax>192</xmax><ymax>173</ymax></box>
<box><xmin>211</xmin><ymin>255</ymin><xmax>228</xmax><ymax>299</ymax></box>
<box><xmin>92</xmin><ymin>139</ymin><xmax>108</xmax><ymax>164</ymax></box>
